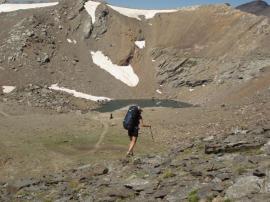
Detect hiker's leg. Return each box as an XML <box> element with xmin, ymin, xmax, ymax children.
<box><xmin>128</xmin><ymin>136</ymin><xmax>137</xmax><ymax>155</ymax></box>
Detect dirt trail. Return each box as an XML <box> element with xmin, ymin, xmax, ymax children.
<box><xmin>0</xmin><ymin>104</ymin><xmax>10</xmax><ymax>117</ymax></box>
<box><xmin>92</xmin><ymin>118</ymin><xmax>109</xmax><ymax>153</ymax></box>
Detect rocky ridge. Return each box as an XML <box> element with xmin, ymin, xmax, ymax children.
<box><xmin>1</xmin><ymin>0</ymin><xmax>270</xmax><ymax>102</ymax></box>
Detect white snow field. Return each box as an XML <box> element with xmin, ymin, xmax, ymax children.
<box><xmin>84</xmin><ymin>1</ymin><xmax>100</xmax><ymax>23</ymax></box>
<box><xmin>49</xmin><ymin>84</ymin><xmax>111</xmax><ymax>102</ymax></box>
<box><xmin>84</xmin><ymin>0</ymin><xmax>200</xmax><ymax>23</ymax></box>
<box><xmin>2</xmin><ymin>86</ymin><xmax>16</xmax><ymax>94</ymax></box>
<box><xmin>91</xmin><ymin>51</ymin><xmax>139</xmax><ymax>87</ymax></box>
<box><xmin>135</xmin><ymin>40</ymin><xmax>145</xmax><ymax>49</ymax></box>
<box><xmin>0</xmin><ymin>2</ymin><xmax>58</xmax><ymax>13</ymax></box>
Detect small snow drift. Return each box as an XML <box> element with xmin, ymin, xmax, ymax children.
<box><xmin>0</xmin><ymin>2</ymin><xmax>58</xmax><ymax>13</ymax></box>
<box><xmin>67</xmin><ymin>39</ymin><xmax>77</xmax><ymax>44</ymax></box>
<box><xmin>2</xmin><ymin>86</ymin><xmax>15</xmax><ymax>93</ymax></box>
<box><xmin>135</xmin><ymin>40</ymin><xmax>145</xmax><ymax>49</ymax></box>
<box><xmin>84</xmin><ymin>1</ymin><xmax>199</xmax><ymax>23</ymax></box>
<box><xmin>84</xmin><ymin>1</ymin><xmax>100</xmax><ymax>23</ymax></box>
<box><xmin>108</xmin><ymin>4</ymin><xmax>178</xmax><ymax>20</ymax></box>
<box><xmin>49</xmin><ymin>84</ymin><xmax>111</xmax><ymax>102</ymax></box>
<box><xmin>156</xmin><ymin>89</ymin><xmax>162</xmax><ymax>94</ymax></box>
<box><xmin>91</xmin><ymin>51</ymin><xmax>139</xmax><ymax>87</ymax></box>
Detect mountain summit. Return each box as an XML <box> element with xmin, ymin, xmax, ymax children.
<box><xmin>236</xmin><ymin>0</ymin><xmax>270</xmax><ymax>17</ymax></box>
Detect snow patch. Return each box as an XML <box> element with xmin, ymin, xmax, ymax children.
<box><xmin>2</xmin><ymin>86</ymin><xmax>15</xmax><ymax>93</ymax></box>
<box><xmin>84</xmin><ymin>1</ymin><xmax>100</xmax><ymax>23</ymax></box>
<box><xmin>135</xmin><ymin>40</ymin><xmax>145</xmax><ymax>49</ymax></box>
<box><xmin>84</xmin><ymin>1</ymin><xmax>200</xmax><ymax>22</ymax></box>
<box><xmin>108</xmin><ymin>5</ymin><xmax>178</xmax><ymax>20</ymax></box>
<box><xmin>91</xmin><ymin>51</ymin><xmax>139</xmax><ymax>87</ymax></box>
<box><xmin>49</xmin><ymin>84</ymin><xmax>111</xmax><ymax>102</ymax></box>
<box><xmin>156</xmin><ymin>89</ymin><xmax>162</xmax><ymax>94</ymax></box>
<box><xmin>189</xmin><ymin>88</ymin><xmax>195</xmax><ymax>92</ymax></box>
<box><xmin>67</xmin><ymin>39</ymin><xmax>77</xmax><ymax>44</ymax></box>
<box><xmin>0</xmin><ymin>2</ymin><xmax>58</xmax><ymax>13</ymax></box>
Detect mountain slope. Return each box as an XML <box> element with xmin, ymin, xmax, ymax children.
<box><xmin>236</xmin><ymin>0</ymin><xmax>270</xmax><ymax>17</ymax></box>
<box><xmin>0</xmin><ymin>0</ymin><xmax>270</xmax><ymax>106</ymax></box>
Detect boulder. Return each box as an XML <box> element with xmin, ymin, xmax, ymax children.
<box><xmin>106</xmin><ymin>187</ymin><xmax>135</xmax><ymax>199</ymax></box>
<box><xmin>261</xmin><ymin>140</ymin><xmax>270</xmax><ymax>155</ymax></box>
<box><xmin>92</xmin><ymin>4</ymin><xmax>109</xmax><ymax>39</ymax></box>
<box><xmin>124</xmin><ymin>178</ymin><xmax>150</xmax><ymax>191</ymax></box>
<box><xmin>82</xmin><ymin>16</ymin><xmax>93</xmax><ymax>39</ymax></box>
<box><xmin>92</xmin><ymin>164</ymin><xmax>109</xmax><ymax>176</ymax></box>
<box><xmin>225</xmin><ymin>176</ymin><xmax>263</xmax><ymax>199</ymax></box>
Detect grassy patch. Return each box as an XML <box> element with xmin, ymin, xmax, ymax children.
<box><xmin>188</xmin><ymin>190</ymin><xmax>199</xmax><ymax>202</ymax></box>
<box><xmin>162</xmin><ymin>169</ymin><xmax>176</xmax><ymax>179</ymax></box>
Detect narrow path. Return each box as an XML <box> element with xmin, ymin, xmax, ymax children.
<box><xmin>92</xmin><ymin>120</ymin><xmax>109</xmax><ymax>153</ymax></box>
<box><xmin>77</xmin><ymin>115</ymin><xmax>109</xmax><ymax>170</ymax></box>
<box><xmin>0</xmin><ymin>105</ymin><xmax>10</xmax><ymax>117</ymax></box>
<box><xmin>0</xmin><ymin>110</ymin><xmax>9</xmax><ymax>117</ymax></box>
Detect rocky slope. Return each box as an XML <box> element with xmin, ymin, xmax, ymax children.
<box><xmin>1</xmin><ymin>123</ymin><xmax>270</xmax><ymax>201</ymax></box>
<box><xmin>237</xmin><ymin>0</ymin><xmax>270</xmax><ymax>17</ymax></box>
<box><xmin>0</xmin><ymin>0</ymin><xmax>270</xmax><ymax>105</ymax></box>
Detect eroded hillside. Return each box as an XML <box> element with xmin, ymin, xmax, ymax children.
<box><xmin>0</xmin><ymin>0</ymin><xmax>270</xmax><ymax>107</ymax></box>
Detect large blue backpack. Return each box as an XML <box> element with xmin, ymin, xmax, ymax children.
<box><xmin>123</xmin><ymin>106</ymin><xmax>140</xmax><ymax>130</ymax></box>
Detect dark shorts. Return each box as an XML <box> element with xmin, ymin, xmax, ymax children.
<box><xmin>128</xmin><ymin>126</ymin><xmax>139</xmax><ymax>137</ymax></box>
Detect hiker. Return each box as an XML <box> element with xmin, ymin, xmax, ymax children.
<box><xmin>123</xmin><ymin>105</ymin><xmax>151</xmax><ymax>157</ymax></box>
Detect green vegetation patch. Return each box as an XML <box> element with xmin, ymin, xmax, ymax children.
<box><xmin>188</xmin><ymin>190</ymin><xmax>199</xmax><ymax>202</ymax></box>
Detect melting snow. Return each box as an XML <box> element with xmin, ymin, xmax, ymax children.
<box><xmin>108</xmin><ymin>5</ymin><xmax>178</xmax><ymax>20</ymax></box>
<box><xmin>67</xmin><ymin>39</ymin><xmax>77</xmax><ymax>44</ymax></box>
<box><xmin>84</xmin><ymin>1</ymin><xmax>200</xmax><ymax>23</ymax></box>
<box><xmin>135</xmin><ymin>41</ymin><xmax>145</xmax><ymax>49</ymax></box>
<box><xmin>49</xmin><ymin>84</ymin><xmax>111</xmax><ymax>102</ymax></box>
<box><xmin>2</xmin><ymin>86</ymin><xmax>15</xmax><ymax>93</ymax></box>
<box><xmin>0</xmin><ymin>2</ymin><xmax>58</xmax><ymax>13</ymax></box>
<box><xmin>84</xmin><ymin>1</ymin><xmax>100</xmax><ymax>23</ymax></box>
<box><xmin>156</xmin><ymin>89</ymin><xmax>162</xmax><ymax>94</ymax></box>
<box><xmin>91</xmin><ymin>51</ymin><xmax>139</xmax><ymax>87</ymax></box>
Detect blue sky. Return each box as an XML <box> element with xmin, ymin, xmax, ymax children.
<box><xmin>106</xmin><ymin>0</ymin><xmax>270</xmax><ymax>9</ymax></box>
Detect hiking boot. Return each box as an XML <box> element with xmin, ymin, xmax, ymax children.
<box><xmin>126</xmin><ymin>152</ymin><xmax>134</xmax><ymax>158</ymax></box>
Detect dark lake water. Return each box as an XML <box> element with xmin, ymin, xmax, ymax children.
<box><xmin>93</xmin><ymin>99</ymin><xmax>193</xmax><ymax>113</ymax></box>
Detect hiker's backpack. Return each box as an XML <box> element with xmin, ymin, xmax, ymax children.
<box><xmin>123</xmin><ymin>106</ymin><xmax>140</xmax><ymax>130</ymax></box>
